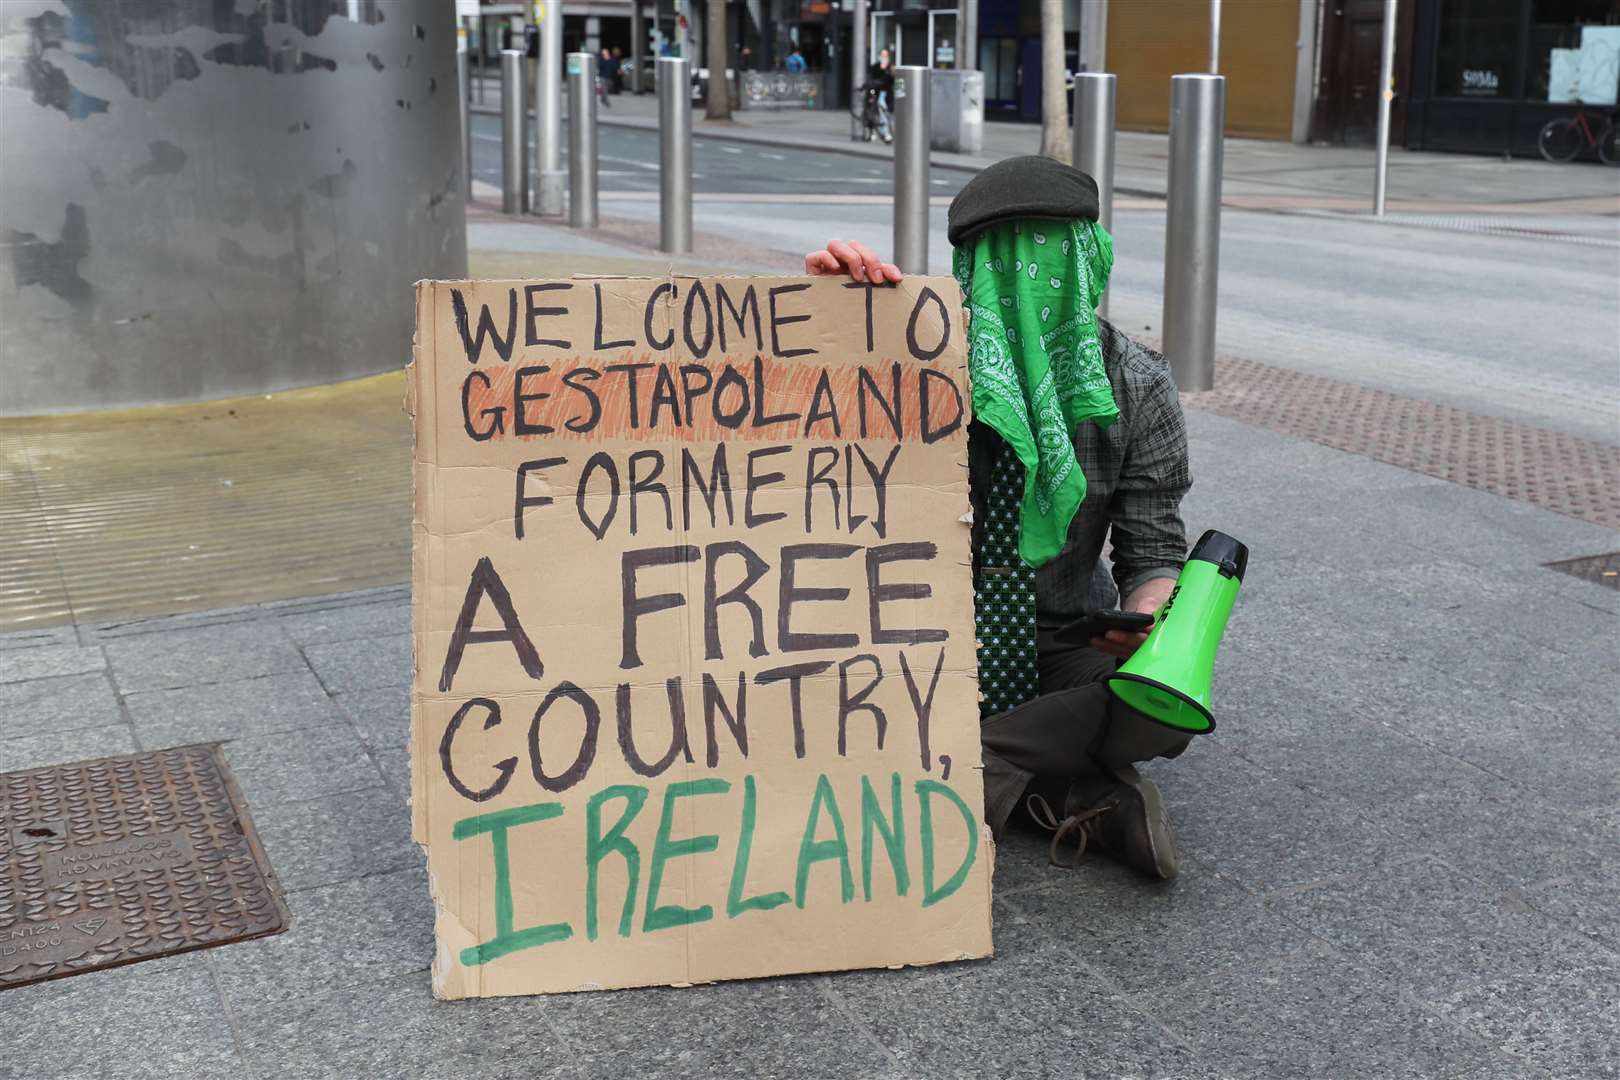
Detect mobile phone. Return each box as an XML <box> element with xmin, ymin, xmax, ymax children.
<box><xmin>1054</xmin><ymin>609</ymin><xmax>1155</xmax><ymax>645</ymax></box>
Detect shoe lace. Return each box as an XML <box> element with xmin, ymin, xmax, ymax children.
<box><xmin>1025</xmin><ymin>793</ymin><xmax>1119</xmax><ymax>869</ymax></box>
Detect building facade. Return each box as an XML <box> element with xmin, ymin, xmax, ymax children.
<box><xmin>469</xmin><ymin>0</ymin><xmax>1619</xmax><ymax>156</ymax></box>
<box><xmin>1404</xmin><ymin>0</ymin><xmax>1619</xmax><ymax>156</ymax></box>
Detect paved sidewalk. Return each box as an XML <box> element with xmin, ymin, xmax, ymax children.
<box><xmin>3</xmin><ymin>402</ymin><xmax>1616</xmax><ymax>1078</ymax></box>
<box><xmin>471</xmin><ymin>85</ymin><xmax>1620</xmax><ymax>213</ymax></box>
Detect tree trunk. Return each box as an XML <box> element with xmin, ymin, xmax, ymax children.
<box><xmin>1038</xmin><ymin>0</ymin><xmax>1069</xmax><ymax>161</ymax></box>
<box><xmin>705</xmin><ymin>0</ymin><xmax>731</xmax><ymax>120</ymax></box>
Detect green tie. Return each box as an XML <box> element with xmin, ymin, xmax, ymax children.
<box><xmin>977</xmin><ymin>443</ymin><xmax>1040</xmax><ymax>718</ymax></box>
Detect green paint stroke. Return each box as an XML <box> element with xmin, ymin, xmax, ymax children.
<box><xmin>860</xmin><ymin>772</ymin><xmax>910</xmax><ymax>901</ymax></box>
<box><xmin>727</xmin><ymin>775</ymin><xmax>790</xmax><ymax>918</ymax></box>
<box><xmin>916</xmin><ymin>779</ymin><xmax>978</xmax><ymax>907</ymax></box>
<box><xmin>643</xmin><ymin>778</ymin><xmax>731</xmax><ymax>934</ymax></box>
<box><xmin>452</xmin><ymin>802</ymin><xmax>573</xmax><ymax>966</ymax></box>
<box><xmin>795</xmin><ymin>773</ymin><xmax>853</xmax><ymax>908</ymax></box>
<box><xmin>585</xmin><ymin>784</ymin><xmax>649</xmax><ymax>941</ymax></box>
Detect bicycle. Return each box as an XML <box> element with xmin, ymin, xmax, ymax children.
<box><xmin>851</xmin><ymin>83</ymin><xmax>892</xmax><ymax>144</ymax></box>
<box><xmin>1537</xmin><ymin>106</ymin><xmax>1618</xmax><ymax>164</ymax></box>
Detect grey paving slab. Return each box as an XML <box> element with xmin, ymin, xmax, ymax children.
<box><xmin>1211</xmin><ymin>711</ymin><xmax>1513</xmax><ymax>812</ymax></box>
<box><xmin>208</xmin><ymin>866</ymin><xmax>433</xmax><ymax>1011</ymax></box>
<box><xmin>1184</xmin><ymin>411</ymin><xmax>1458</xmax><ymax>495</ymax></box>
<box><xmin>124</xmin><ymin>668</ymin><xmax>342</xmax><ymax>748</ymax></box>
<box><xmin>103</xmin><ymin>620</ymin><xmax>304</xmax><ymax>693</ymax></box>
<box><xmin>1151</xmin><ymin>740</ymin><xmax>1395</xmax><ymax>895</ymax></box>
<box><xmin>1442</xmin><ymin>944</ymin><xmax>1620</xmax><ymax>1079</ymax></box>
<box><xmin>0</xmin><ymin>624</ymin><xmax>77</xmax><ymax>652</ymax></box>
<box><xmin>1</xmin><ymin>952</ymin><xmax>247</xmax><ymax>1080</ymax></box>
<box><xmin>83</xmin><ymin>603</ymin><xmax>265</xmax><ymax>640</ymax></box>
<box><xmin>990</xmin><ymin>824</ymin><xmax>1081</xmax><ymax>898</ymax></box>
<box><xmin>0</xmin><ymin>722</ymin><xmax>136</xmax><ymax>772</ymax></box>
<box><xmin>1391</xmin><ymin>699</ymin><xmax>1620</xmax><ymax>812</ymax></box>
<box><xmin>827</xmin><ymin>905</ymin><xmax>1211</xmax><ymax>1080</ymax></box>
<box><xmin>0</xmin><ymin>642</ymin><xmax>105</xmax><ymax>684</ymax></box>
<box><xmin>542</xmin><ymin>975</ymin><xmax>905</xmax><ymax>1080</ymax></box>
<box><xmin>1006</xmin><ymin>858</ymin><xmax>1291</xmax><ymax>995</ymax></box>
<box><xmin>1370</xmin><ymin>784</ymin><xmax>1608</xmax><ymax>890</ymax></box>
<box><xmin>251</xmin><ymin>783</ymin><xmax>422</xmax><ymax>893</ymax></box>
<box><xmin>277</xmin><ymin>595</ymin><xmax>411</xmax><ymax>646</ymax></box>
<box><xmin>334</xmin><ymin>683</ymin><xmax>410</xmax><ymax>748</ymax></box>
<box><xmin>372</xmin><ymin>741</ymin><xmax>414</xmax><ymax>803</ymax></box>
<box><xmin>303</xmin><ymin>633</ymin><xmax>412</xmax><ymax>694</ymax></box>
<box><xmin>220</xmin><ymin>721</ymin><xmax>386</xmax><ymax>806</ymax></box>
<box><xmin>1378</xmin><ymin>482</ymin><xmax>1620</xmax><ymax>569</ymax></box>
<box><xmin>233</xmin><ymin>970</ymin><xmax>566</xmax><ymax>1080</ymax></box>
<box><xmin>0</xmin><ymin>670</ymin><xmax>123</xmax><ymax>740</ymax></box>
<box><xmin>1162</xmin><ymin>936</ymin><xmax>1491</xmax><ymax>1080</ymax></box>
<box><xmin>1272</xmin><ymin>857</ymin><xmax>1598</xmax><ymax>1003</ymax></box>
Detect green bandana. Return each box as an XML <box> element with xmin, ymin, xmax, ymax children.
<box><xmin>952</xmin><ymin>218</ymin><xmax>1118</xmax><ymax>568</ymax></box>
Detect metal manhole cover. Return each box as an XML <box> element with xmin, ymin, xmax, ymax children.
<box><xmin>1544</xmin><ymin>551</ymin><xmax>1620</xmax><ymax>590</ymax></box>
<box><xmin>0</xmin><ymin>744</ymin><xmax>289</xmax><ymax>989</ymax></box>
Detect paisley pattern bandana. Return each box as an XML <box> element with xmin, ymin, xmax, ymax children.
<box><xmin>952</xmin><ymin>218</ymin><xmax>1118</xmax><ymax>569</ymax></box>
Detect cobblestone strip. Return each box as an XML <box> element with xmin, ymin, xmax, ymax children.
<box><xmin>1183</xmin><ymin>357</ymin><xmax>1620</xmax><ymax>531</ymax></box>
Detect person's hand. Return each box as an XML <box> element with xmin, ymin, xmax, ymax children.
<box><xmin>804</xmin><ymin>239</ymin><xmax>903</xmax><ymax>284</ymax></box>
<box><xmin>1090</xmin><ymin>577</ymin><xmax>1175</xmax><ymax>661</ymax></box>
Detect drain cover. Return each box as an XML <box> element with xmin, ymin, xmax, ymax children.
<box><xmin>1544</xmin><ymin>551</ymin><xmax>1620</xmax><ymax>591</ymax></box>
<box><xmin>0</xmin><ymin>744</ymin><xmax>289</xmax><ymax>989</ymax></box>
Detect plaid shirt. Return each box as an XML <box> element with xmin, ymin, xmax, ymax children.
<box><xmin>968</xmin><ymin>318</ymin><xmax>1192</xmax><ymax>629</ymax></box>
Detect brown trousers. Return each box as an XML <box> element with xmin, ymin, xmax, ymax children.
<box><xmin>979</xmin><ymin>629</ymin><xmax>1192</xmax><ymax>837</ymax></box>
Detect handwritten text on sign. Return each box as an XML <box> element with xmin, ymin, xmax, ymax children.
<box><xmin>410</xmin><ymin>276</ymin><xmax>992</xmax><ymax>998</ymax></box>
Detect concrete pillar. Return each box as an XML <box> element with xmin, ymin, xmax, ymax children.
<box><xmin>0</xmin><ymin>0</ymin><xmax>466</xmax><ymax>415</ymax></box>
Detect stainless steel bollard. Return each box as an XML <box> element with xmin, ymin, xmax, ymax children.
<box><xmin>501</xmin><ymin>49</ymin><xmax>528</xmax><ymax>214</ymax></box>
<box><xmin>1072</xmin><ymin>73</ymin><xmax>1116</xmax><ymax>319</ymax></box>
<box><xmin>852</xmin><ymin>0</ymin><xmax>868</xmax><ymax>110</ymax></box>
<box><xmin>1162</xmin><ymin>73</ymin><xmax>1224</xmax><ymax>392</ymax></box>
<box><xmin>658</xmin><ymin>57</ymin><xmax>692</xmax><ymax>253</ymax></box>
<box><xmin>535</xmin><ymin>0</ymin><xmax>565</xmax><ymax>215</ymax></box>
<box><xmin>567</xmin><ymin>52</ymin><xmax>598</xmax><ymax>229</ymax></box>
<box><xmin>1373</xmin><ymin>0</ymin><xmax>1397</xmax><ymax>216</ymax></box>
<box><xmin>457</xmin><ymin>27</ymin><xmax>472</xmax><ymax>198</ymax></box>
<box><xmin>892</xmin><ymin>66</ymin><xmax>930</xmax><ymax>275</ymax></box>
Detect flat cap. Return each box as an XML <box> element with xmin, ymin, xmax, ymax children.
<box><xmin>946</xmin><ymin>155</ymin><xmax>1100</xmax><ymax>248</ymax></box>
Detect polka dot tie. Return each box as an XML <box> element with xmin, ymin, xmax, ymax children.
<box><xmin>977</xmin><ymin>445</ymin><xmax>1040</xmax><ymax>717</ymax></box>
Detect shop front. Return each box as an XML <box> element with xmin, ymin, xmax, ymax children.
<box><xmin>1407</xmin><ymin>0</ymin><xmax>1619</xmax><ymax>156</ymax></box>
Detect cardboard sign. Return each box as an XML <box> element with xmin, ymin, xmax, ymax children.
<box><xmin>408</xmin><ymin>275</ymin><xmax>993</xmax><ymax>997</ymax></box>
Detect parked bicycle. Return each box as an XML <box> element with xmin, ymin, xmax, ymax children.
<box><xmin>1537</xmin><ymin>106</ymin><xmax>1618</xmax><ymax>164</ymax></box>
<box><xmin>854</xmin><ymin>82</ymin><xmax>892</xmax><ymax>145</ymax></box>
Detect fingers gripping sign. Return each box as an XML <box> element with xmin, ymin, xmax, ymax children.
<box><xmin>804</xmin><ymin>239</ymin><xmax>903</xmax><ymax>285</ymax></box>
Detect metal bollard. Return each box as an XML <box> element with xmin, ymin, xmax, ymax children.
<box><xmin>567</xmin><ymin>52</ymin><xmax>598</xmax><ymax>228</ymax></box>
<box><xmin>1072</xmin><ymin>73</ymin><xmax>1116</xmax><ymax>319</ymax></box>
<box><xmin>658</xmin><ymin>57</ymin><xmax>692</xmax><ymax>253</ymax></box>
<box><xmin>1372</xmin><ymin>0</ymin><xmax>1397</xmax><ymax>216</ymax></box>
<box><xmin>457</xmin><ymin>26</ymin><xmax>472</xmax><ymax>198</ymax></box>
<box><xmin>535</xmin><ymin>0</ymin><xmax>565</xmax><ymax>215</ymax></box>
<box><xmin>1162</xmin><ymin>73</ymin><xmax>1224</xmax><ymax>392</ymax></box>
<box><xmin>892</xmin><ymin>66</ymin><xmax>931</xmax><ymax>275</ymax></box>
<box><xmin>501</xmin><ymin>49</ymin><xmax>528</xmax><ymax>214</ymax></box>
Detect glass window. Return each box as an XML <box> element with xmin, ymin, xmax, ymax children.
<box><xmin>1530</xmin><ymin>0</ymin><xmax>1620</xmax><ymax>103</ymax></box>
<box><xmin>1434</xmin><ymin>0</ymin><xmax>1520</xmax><ymax>98</ymax></box>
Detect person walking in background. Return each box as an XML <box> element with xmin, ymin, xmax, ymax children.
<box><xmin>596</xmin><ymin>47</ymin><xmax>618</xmax><ymax>107</ymax></box>
<box><xmin>786</xmin><ymin>47</ymin><xmax>807</xmax><ymax>74</ymax></box>
<box><xmin>869</xmin><ymin>47</ymin><xmax>893</xmax><ymax>113</ymax></box>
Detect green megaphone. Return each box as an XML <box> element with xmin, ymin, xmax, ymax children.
<box><xmin>1106</xmin><ymin>529</ymin><xmax>1248</xmax><ymax>734</ymax></box>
